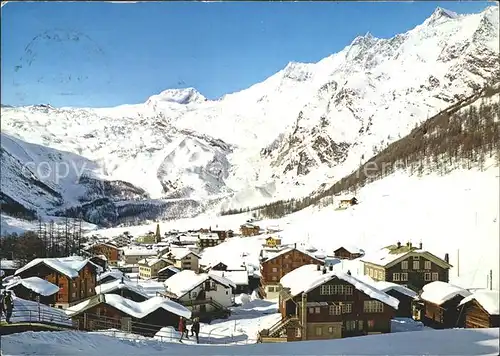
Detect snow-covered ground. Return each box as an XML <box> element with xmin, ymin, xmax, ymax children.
<box><xmin>82</xmin><ymin>165</ymin><xmax>499</xmax><ymax>290</ymax></box>
<box><xmin>2</xmin><ymin>328</ymin><xmax>498</xmax><ymax>355</ymax></box>
<box><xmin>0</xmin><ymin>295</ymin><xmax>72</xmax><ymax>326</ymax></box>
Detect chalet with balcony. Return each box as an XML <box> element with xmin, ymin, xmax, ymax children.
<box><xmin>197</xmin><ymin>232</ymin><xmax>223</xmax><ymax>249</ymax></box>
<box><xmin>333</xmin><ymin>246</ymin><xmax>364</xmax><ymax>260</ymax></box>
<box><xmin>416</xmin><ymin>281</ymin><xmax>472</xmax><ymax>329</ymax></box>
<box><xmin>6</xmin><ymin>277</ymin><xmax>59</xmax><ymax>306</ymax></box>
<box><xmin>86</xmin><ymin>242</ymin><xmax>122</xmax><ymax>266</ymax></box>
<box><xmin>66</xmin><ymin>294</ymin><xmax>191</xmax><ymax>336</ymax></box>
<box><xmin>157</xmin><ymin>265</ymin><xmax>180</xmax><ymax>282</ymax></box>
<box><xmin>14</xmin><ymin>256</ymin><xmax>101</xmax><ymax>308</ymax></box>
<box><xmin>95</xmin><ymin>277</ymin><xmax>150</xmax><ymax>302</ymax></box>
<box><xmin>264</xmin><ymin>236</ymin><xmax>282</xmax><ymax>248</ymax></box>
<box><xmin>360</xmin><ymin>242</ymin><xmax>452</xmax><ymax>292</ymax></box>
<box><xmin>458</xmin><ymin>289</ymin><xmax>500</xmax><ymax>328</ymax></box>
<box><xmin>163</xmin><ymin>270</ymin><xmax>235</xmax><ymax>322</ymax></box>
<box><xmin>260</xmin><ymin>246</ymin><xmax>324</xmax><ymax>300</ymax></box>
<box><xmin>259</xmin><ymin>264</ymin><xmax>399</xmax><ymax>343</ymax></box>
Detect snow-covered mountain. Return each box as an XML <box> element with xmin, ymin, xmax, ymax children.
<box><xmin>1</xmin><ymin>6</ymin><xmax>499</xmax><ymax>225</ymax></box>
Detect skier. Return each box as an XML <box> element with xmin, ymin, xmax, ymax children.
<box><xmin>191</xmin><ymin>317</ymin><xmax>200</xmax><ymax>344</ymax></box>
<box><xmin>4</xmin><ymin>291</ymin><xmax>14</xmax><ymax>324</ymax></box>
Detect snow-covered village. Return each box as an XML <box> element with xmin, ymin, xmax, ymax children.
<box><xmin>1</xmin><ymin>2</ymin><xmax>499</xmax><ymax>355</ymax></box>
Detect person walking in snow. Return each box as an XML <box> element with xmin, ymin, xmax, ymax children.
<box><xmin>4</xmin><ymin>291</ymin><xmax>14</xmax><ymax>324</ymax></box>
<box><xmin>191</xmin><ymin>317</ymin><xmax>200</xmax><ymax>344</ymax></box>
<box><xmin>178</xmin><ymin>317</ymin><xmax>189</xmax><ymax>341</ymax></box>
<box><xmin>0</xmin><ymin>290</ymin><xmax>5</xmax><ymax>319</ymax></box>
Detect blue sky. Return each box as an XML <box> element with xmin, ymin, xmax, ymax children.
<box><xmin>1</xmin><ymin>1</ymin><xmax>493</xmax><ymax>107</ymax></box>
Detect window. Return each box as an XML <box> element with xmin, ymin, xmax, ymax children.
<box><xmin>358</xmin><ymin>320</ymin><xmax>364</xmax><ymax>331</ymax></box>
<box><xmin>272</xmin><ymin>267</ymin><xmax>278</xmax><ymax>272</ymax></box>
<box><xmin>268</xmin><ymin>286</ymin><xmax>275</xmax><ymax>292</ymax></box>
<box><xmin>369</xmin><ymin>269</ymin><xmax>373</xmax><ymax>277</ymax></box>
<box><xmin>377</xmin><ymin>271</ymin><xmax>383</xmax><ymax>280</ymax></box>
<box><xmin>295</xmin><ymin>328</ymin><xmax>301</xmax><ymax>338</ymax></box>
<box><xmin>315</xmin><ymin>327</ymin><xmax>322</xmax><ymax>336</ymax></box>
<box><xmin>413</xmin><ymin>256</ymin><xmax>420</xmax><ymax>260</ymax></box>
<box><xmin>413</xmin><ymin>261</ymin><xmax>420</xmax><ymax>270</ymax></box>
<box><xmin>367</xmin><ymin>320</ymin><xmax>375</xmax><ymax>330</ymax></box>
<box><xmin>432</xmin><ymin>272</ymin><xmax>439</xmax><ymax>281</ymax></box>
<box><xmin>309</xmin><ymin>307</ymin><xmax>315</xmax><ymax>314</ymax></box>
<box><xmin>393</xmin><ymin>273</ymin><xmax>400</xmax><ymax>281</ymax></box>
<box><xmin>401</xmin><ymin>261</ymin><xmax>408</xmax><ymax>270</ymax></box>
<box><xmin>329</xmin><ymin>305</ymin><xmax>341</xmax><ymax>315</ymax></box>
<box><xmin>342</xmin><ymin>303</ymin><xmax>352</xmax><ymax>314</ymax></box>
<box><xmin>363</xmin><ymin>300</ymin><xmax>384</xmax><ymax>313</ymax></box>
<box><xmin>424</xmin><ymin>273</ymin><xmax>431</xmax><ymax>281</ymax></box>
<box><xmin>401</xmin><ymin>273</ymin><xmax>408</xmax><ymax>281</ymax></box>
<box><xmin>320</xmin><ymin>285</ymin><xmax>353</xmax><ymax>295</ymax></box>
<box><xmin>315</xmin><ymin>307</ymin><xmax>320</xmax><ymax>314</ymax></box>
<box><xmin>345</xmin><ymin>320</ymin><xmax>356</xmax><ymax>331</ymax></box>
<box><xmin>328</xmin><ymin>326</ymin><xmax>334</xmax><ymax>333</ymax></box>
<box><xmin>424</xmin><ymin>261</ymin><xmax>431</xmax><ymax>270</ymax></box>
<box><xmin>191</xmin><ymin>292</ymin><xmax>197</xmax><ymax>298</ymax></box>
<box><xmin>272</xmin><ymin>276</ymin><xmax>277</xmax><ymax>281</ymax></box>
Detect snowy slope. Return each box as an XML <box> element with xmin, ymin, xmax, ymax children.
<box><xmin>2</xmin><ymin>328</ymin><xmax>499</xmax><ymax>355</ymax></box>
<box><xmin>1</xmin><ymin>6</ymin><xmax>499</xmax><ymax>220</ymax></box>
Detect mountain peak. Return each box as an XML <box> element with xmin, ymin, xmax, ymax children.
<box><xmin>425</xmin><ymin>7</ymin><xmax>459</xmax><ymax>26</ymax></box>
<box><xmin>147</xmin><ymin>87</ymin><xmax>207</xmax><ymax>105</ymax></box>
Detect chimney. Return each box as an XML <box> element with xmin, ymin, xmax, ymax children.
<box><xmin>419</xmin><ymin>241</ymin><xmax>423</xmax><ymax>250</ymax></box>
<box><xmin>347</xmin><ymin>270</ymin><xmax>351</xmax><ymax>276</ymax></box>
<box><xmin>317</xmin><ymin>264</ymin><xmax>321</xmax><ymax>271</ymax></box>
<box><xmin>409</xmin><ymin>242</ymin><xmax>412</xmax><ymax>248</ymax></box>
<box><xmin>322</xmin><ymin>267</ymin><xmax>327</xmax><ymax>275</ymax></box>
<box><xmin>294</xmin><ymin>243</ymin><xmax>297</xmax><ymax>249</ymax></box>
<box><xmin>121</xmin><ymin>276</ymin><xmax>124</xmax><ymax>283</ymax></box>
<box><xmin>397</xmin><ymin>241</ymin><xmax>401</xmax><ymax>248</ymax></box>
<box><xmin>444</xmin><ymin>253</ymin><xmax>449</xmax><ymax>263</ymax></box>
<box><xmin>328</xmin><ymin>265</ymin><xmax>333</xmax><ymax>271</ymax></box>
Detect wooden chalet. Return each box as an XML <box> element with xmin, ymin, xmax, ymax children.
<box><xmin>458</xmin><ymin>289</ymin><xmax>500</xmax><ymax>328</ymax></box>
<box><xmin>157</xmin><ymin>265</ymin><xmax>180</xmax><ymax>282</ymax></box>
<box><xmin>333</xmin><ymin>246</ymin><xmax>364</xmax><ymax>260</ymax></box>
<box><xmin>90</xmin><ymin>255</ymin><xmax>108</xmax><ymax>270</ymax></box>
<box><xmin>14</xmin><ymin>256</ymin><xmax>101</xmax><ymax>308</ymax></box>
<box><xmin>6</xmin><ymin>277</ymin><xmax>59</xmax><ymax>306</ymax></box>
<box><xmin>363</xmin><ymin>279</ymin><xmax>417</xmax><ymax>318</ymax></box>
<box><xmin>66</xmin><ymin>294</ymin><xmax>191</xmax><ymax>336</ymax></box>
<box><xmin>337</xmin><ymin>197</ymin><xmax>358</xmax><ymax>209</ymax></box>
<box><xmin>416</xmin><ymin>281</ymin><xmax>472</xmax><ymax>329</ymax></box>
<box><xmin>97</xmin><ymin>270</ymin><xmax>129</xmax><ymax>285</ymax></box>
<box><xmin>86</xmin><ymin>242</ymin><xmax>121</xmax><ymax>266</ymax></box>
<box><xmin>240</xmin><ymin>223</ymin><xmax>261</xmax><ymax>237</ymax></box>
<box><xmin>95</xmin><ymin>278</ymin><xmax>150</xmax><ymax>302</ymax></box>
<box><xmin>197</xmin><ymin>233</ymin><xmax>223</xmax><ymax>249</ymax></box>
<box><xmin>259</xmin><ymin>264</ymin><xmax>399</xmax><ymax>343</ymax></box>
<box><xmin>264</xmin><ymin>236</ymin><xmax>282</xmax><ymax>248</ymax></box>
<box><xmin>361</xmin><ymin>241</ymin><xmax>452</xmax><ymax>292</ymax></box>
<box><xmin>259</xmin><ymin>246</ymin><xmax>324</xmax><ymax>300</ymax></box>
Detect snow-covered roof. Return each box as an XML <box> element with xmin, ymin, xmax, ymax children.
<box><xmin>356</xmin><ymin>275</ymin><xmax>417</xmax><ymax>299</ymax></box>
<box><xmin>167</xmin><ymin>247</ymin><xmax>200</xmax><ymax>261</ymax></box>
<box><xmin>199</xmin><ymin>233</ymin><xmax>220</xmax><ymax>240</ymax></box>
<box><xmin>361</xmin><ymin>246</ymin><xmax>451</xmax><ymax>268</ymax></box>
<box><xmin>158</xmin><ymin>265</ymin><xmax>180</xmax><ymax>274</ymax></box>
<box><xmin>334</xmin><ymin>245</ymin><xmax>364</xmax><ymax>254</ymax></box>
<box><xmin>15</xmin><ymin>256</ymin><xmax>101</xmax><ymax>278</ymax></box>
<box><xmin>97</xmin><ymin>270</ymin><xmax>128</xmax><ymax>283</ymax></box>
<box><xmin>459</xmin><ymin>289</ymin><xmax>500</xmax><ymax>315</ymax></box>
<box><xmin>95</xmin><ymin>279</ymin><xmax>150</xmax><ymax>299</ymax></box>
<box><xmin>420</xmin><ymin>281</ymin><xmax>472</xmax><ymax>305</ymax></box>
<box><xmin>7</xmin><ymin>277</ymin><xmax>59</xmax><ymax>296</ymax></box>
<box><xmin>66</xmin><ymin>294</ymin><xmax>191</xmax><ymax>319</ymax></box>
<box><xmin>263</xmin><ymin>247</ymin><xmax>323</xmax><ymax>264</ymax></box>
<box><xmin>0</xmin><ymin>260</ymin><xmax>17</xmax><ymax>270</ymax></box>
<box><xmin>164</xmin><ymin>270</ymin><xmax>235</xmax><ymax>298</ymax></box>
<box><xmin>280</xmin><ymin>264</ymin><xmax>399</xmax><ymax>310</ymax></box>
<box><xmin>120</xmin><ymin>246</ymin><xmax>159</xmax><ymax>256</ymax></box>
<box><xmin>210</xmin><ymin>270</ymin><xmax>249</xmax><ymax>286</ymax></box>
<box><xmin>137</xmin><ymin>258</ymin><xmax>167</xmax><ymax>267</ymax></box>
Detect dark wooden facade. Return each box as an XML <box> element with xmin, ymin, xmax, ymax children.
<box><xmin>385</xmin><ymin>289</ymin><xmax>414</xmax><ymax>318</ymax></box>
<box><xmin>16</xmin><ymin>262</ymin><xmax>98</xmax><ymax>307</ymax></box>
<box><xmin>363</xmin><ymin>248</ymin><xmax>452</xmax><ymax>292</ymax></box>
<box><xmin>462</xmin><ymin>299</ymin><xmax>500</xmax><ymax>328</ymax></box>
<box><xmin>105</xmin><ymin>287</ymin><xmax>149</xmax><ymax>303</ymax></box>
<box><xmin>210</xmin><ymin>262</ymin><xmax>229</xmax><ymax>271</ymax></box>
<box><xmin>7</xmin><ymin>283</ymin><xmax>57</xmax><ymax>306</ymax></box>
<box><xmin>421</xmin><ymin>295</ymin><xmax>466</xmax><ymax>329</ymax></box>
<box><xmin>157</xmin><ymin>266</ymin><xmax>179</xmax><ymax>282</ymax></box>
<box><xmin>72</xmin><ymin>301</ymin><xmax>181</xmax><ymax>336</ymax></box>
<box><xmin>198</xmin><ymin>237</ymin><xmax>222</xmax><ymax>249</ymax></box>
<box><xmin>260</xmin><ymin>249</ymin><xmax>324</xmax><ymax>297</ymax></box>
<box><xmin>90</xmin><ymin>256</ymin><xmax>108</xmax><ymax>271</ymax></box>
<box><xmin>240</xmin><ymin>224</ymin><xmax>260</xmax><ymax>237</ymax></box>
<box><xmin>87</xmin><ymin>243</ymin><xmax>120</xmax><ymax>265</ymax></box>
<box><xmin>333</xmin><ymin>247</ymin><xmax>363</xmax><ymax>260</ymax></box>
<box><xmin>272</xmin><ymin>273</ymin><xmax>396</xmax><ymax>342</ymax></box>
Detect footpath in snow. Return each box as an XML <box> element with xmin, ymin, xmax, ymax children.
<box><xmin>1</xmin><ymin>328</ymin><xmax>499</xmax><ymax>356</ymax></box>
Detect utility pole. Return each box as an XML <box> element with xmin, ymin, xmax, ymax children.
<box><xmin>457</xmin><ymin>249</ymin><xmax>460</xmax><ymax>277</ymax></box>
<box><xmin>489</xmin><ymin>270</ymin><xmax>493</xmax><ymax>290</ymax></box>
